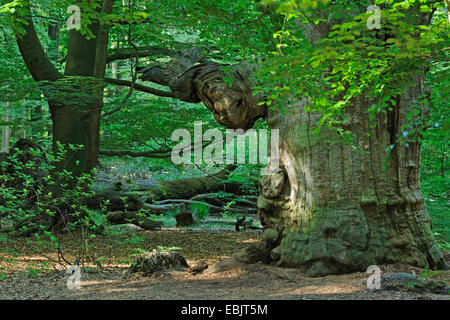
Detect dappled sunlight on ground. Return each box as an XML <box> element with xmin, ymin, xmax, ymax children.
<box><xmin>0</xmin><ymin>230</ymin><xmax>448</xmax><ymax>300</ymax></box>
<box><xmin>290</xmin><ymin>284</ymin><xmax>362</xmax><ymax>295</ymax></box>
<box><xmin>0</xmin><ymin>229</ymin><xmax>263</xmax><ymax>276</ymax></box>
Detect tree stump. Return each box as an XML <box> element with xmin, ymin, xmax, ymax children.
<box><xmin>126</xmin><ymin>250</ymin><xmax>189</xmax><ymax>276</ymax></box>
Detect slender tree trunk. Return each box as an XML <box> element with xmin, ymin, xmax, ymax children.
<box><xmin>48</xmin><ymin>97</ymin><xmax>102</xmax><ymax>176</ymax></box>
<box><xmin>29</xmin><ymin>103</ymin><xmax>43</xmax><ymax>137</ymax></box>
<box><xmin>111</xmin><ymin>38</ymin><xmax>122</xmax><ymax>93</ymax></box>
<box><xmin>47</xmin><ymin>22</ymin><xmax>59</xmax><ymax>41</ymax></box>
<box><xmin>1</xmin><ymin>102</ymin><xmax>11</xmax><ymax>154</ymax></box>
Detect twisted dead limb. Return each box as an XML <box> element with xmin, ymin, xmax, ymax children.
<box><xmin>134</xmin><ymin>47</ymin><xmax>268</xmax><ymax>130</ymax></box>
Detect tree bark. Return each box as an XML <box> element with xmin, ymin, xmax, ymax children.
<box><xmin>88</xmin><ymin>165</ymin><xmax>242</xmax><ymax>211</ymax></box>
<box><xmin>49</xmin><ymin>0</ymin><xmax>113</xmax><ymax>176</ymax></box>
<box><xmin>258</xmin><ymin>87</ymin><xmax>446</xmax><ymax>276</ymax></box>
<box><xmin>13</xmin><ymin>1</ymin><xmax>62</xmax><ymax>83</ymax></box>
<box><xmin>137</xmin><ymin>48</ymin><xmax>267</xmax><ymax>130</ymax></box>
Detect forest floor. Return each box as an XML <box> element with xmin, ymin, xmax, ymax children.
<box><xmin>0</xmin><ymin>229</ymin><xmax>449</xmax><ymax>300</ymax></box>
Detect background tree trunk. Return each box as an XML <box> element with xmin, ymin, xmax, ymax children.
<box><xmin>253</xmin><ymin>6</ymin><xmax>447</xmax><ymax>276</ymax></box>
<box><xmin>1</xmin><ymin>101</ymin><xmax>11</xmax><ymax>154</ymax></box>
<box><xmin>51</xmin><ymin>0</ymin><xmax>113</xmax><ymax>176</ymax></box>
<box><xmin>48</xmin><ymin>95</ymin><xmax>102</xmax><ymax>176</ymax></box>
<box><xmin>14</xmin><ymin>0</ymin><xmax>113</xmax><ymax>177</ymax></box>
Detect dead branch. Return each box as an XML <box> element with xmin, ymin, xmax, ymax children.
<box><xmin>156</xmin><ymin>199</ymin><xmax>257</xmax><ymax>214</ymax></box>
<box><xmin>104</xmin><ymin>78</ymin><xmax>176</xmax><ymax>98</ymax></box>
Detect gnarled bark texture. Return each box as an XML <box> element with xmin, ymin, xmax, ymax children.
<box><xmin>258</xmin><ymin>88</ymin><xmax>446</xmax><ymax>276</ymax></box>
<box><xmin>254</xmin><ymin>6</ymin><xmax>447</xmax><ymax>276</ymax></box>
<box><xmin>137</xmin><ymin>50</ymin><xmax>446</xmax><ymax>275</ymax></box>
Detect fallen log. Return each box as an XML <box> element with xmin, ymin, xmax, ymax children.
<box><xmin>200</xmin><ymin>217</ymin><xmax>262</xmax><ymax>230</ymax></box>
<box><xmin>88</xmin><ymin>165</ymin><xmax>245</xmax><ymax>211</ymax></box>
<box><xmin>142</xmin><ymin>203</ymin><xmax>187</xmax><ymax>214</ymax></box>
<box><xmin>189</xmin><ymin>193</ymin><xmax>258</xmax><ymax>207</ymax></box>
<box><xmin>106</xmin><ymin>211</ymin><xmax>163</xmax><ymax>230</ymax></box>
<box><xmin>157</xmin><ymin>199</ymin><xmax>257</xmax><ymax>214</ymax></box>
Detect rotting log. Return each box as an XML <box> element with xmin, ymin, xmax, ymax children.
<box><xmin>157</xmin><ymin>199</ymin><xmax>257</xmax><ymax>214</ymax></box>
<box><xmin>106</xmin><ymin>211</ymin><xmax>163</xmax><ymax>230</ymax></box>
<box><xmin>88</xmin><ymin>165</ymin><xmax>243</xmax><ymax>211</ymax></box>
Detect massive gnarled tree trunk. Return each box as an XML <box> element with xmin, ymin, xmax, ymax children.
<box><xmin>258</xmin><ymin>89</ymin><xmax>446</xmax><ymax>276</ymax></box>
<box><xmin>135</xmin><ymin>8</ymin><xmax>447</xmax><ymax>276</ymax></box>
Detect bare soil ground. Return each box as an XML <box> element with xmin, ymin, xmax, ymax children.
<box><xmin>0</xmin><ymin>230</ymin><xmax>449</xmax><ymax>300</ymax></box>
